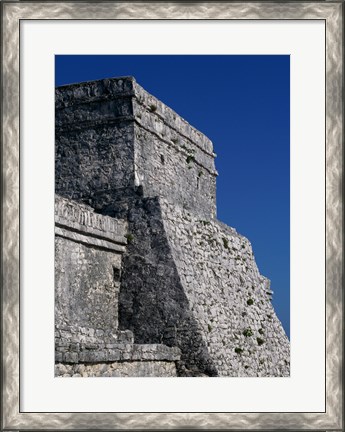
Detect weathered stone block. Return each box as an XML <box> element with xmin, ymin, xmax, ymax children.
<box><xmin>64</xmin><ymin>352</ymin><xmax>78</xmax><ymax>363</ymax></box>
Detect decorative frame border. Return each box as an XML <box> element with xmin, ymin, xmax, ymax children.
<box><xmin>1</xmin><ymin>2</ymin><xmax>343</xmax><ymax>430</ymax></box>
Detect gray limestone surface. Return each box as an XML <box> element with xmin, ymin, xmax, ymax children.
<box><xmin>55</xmin><ymin>361</ymin><xmax>178</xmax><ymax>377</ymax></box>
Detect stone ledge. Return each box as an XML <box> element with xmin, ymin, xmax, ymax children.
<box><xmin>55</xmin><ymin>361</ymin><xmax>178</xmax><ymax>377</ymax></box>
<box><xmin>133</xmin><ymin>120</ymin><xmax>217</xmax><ymax>176</ymax></box>
<box><xmin>56</xmin><ymin>343</ymin><xmax>181</xmax><ymax>364</ymax></box>
<box><xmin>55</xmin><ymin>216</ymin><xmax>127</xmax><ymax>245</ymax></box>
<box><xmin>55</xmin><ymin>226</ymin><xmax>127</xmax><ymax>253</ymax></box>
<box><xmin>55</xmin><ymin>76</ymin><xmax>135</xmax><ymax>109</ymax></box>
<box><xmin>55</xmin><ymin>195</ymin><xmax>128</xmax><ymax>240</ymax></box>
<box><xmin>133</xmin><ymin>81</ymin><xmax>214</xmax><ymax>156</ymax></box>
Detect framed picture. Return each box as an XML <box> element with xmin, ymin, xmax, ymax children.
<box><xmin>1</xmin><ymin>1</ymin><xmax>343</xmax><ymax>430</ymax></box>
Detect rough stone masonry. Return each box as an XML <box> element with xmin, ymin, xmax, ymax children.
<box><xmin>55</xmin><ymin>76</ymin><xmax>290</xmax><ymax>377</ymax></box>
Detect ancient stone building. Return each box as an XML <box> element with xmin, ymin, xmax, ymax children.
<box><xmin>55</xmin><ymin>76</ymin><xmax>290</xmax><ymax>377</ymax></box>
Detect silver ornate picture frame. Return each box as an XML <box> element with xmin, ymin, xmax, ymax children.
<box><xmin>1</xmin><ymin>1</ymin><xmax>343</xmax><ymax>430</ymax></box>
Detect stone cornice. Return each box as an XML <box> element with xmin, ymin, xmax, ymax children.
<box><xmin>55</xmin><ymin>195</ymin><xmax>128</xmax><ymax>248</ymax></box>
<box><xmin>56</xmin><ymin>76</ymin><xmax>215</xmax><ymax>156</ymax></box>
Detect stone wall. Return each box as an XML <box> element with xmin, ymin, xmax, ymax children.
<box><xmin>56</xmin><ymin>77</ymin><xmax>135</xmax><ymax>205</ymax></box>
<box><xmin>55</xmin><ymin>196</ymin><xmax>127</xmax><ymax>331</ymax></box>
<box><xmin>132</xmin><ymin>82</ymin><xmax>217</xmax><ymax>219</ymax></box>
<box><xmin>160</xmin><ymin>199</ymin><xmax>290</xmax><ymax>376</ymax></box>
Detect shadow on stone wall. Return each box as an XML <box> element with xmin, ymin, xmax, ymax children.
<box><xmin>116</xmin><ymin>196</ymin><xmax>218</xmax><ymax>377</ymax></box>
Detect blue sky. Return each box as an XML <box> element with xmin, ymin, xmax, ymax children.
<box><xmin>56</xmin><ymin>55</ymin><xmax>290</xmax><ymax>338</ymax></box>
